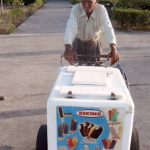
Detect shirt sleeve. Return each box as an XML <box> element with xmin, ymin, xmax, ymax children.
<box><xmin>64</xmin><ymin>6</ymin><xmax>78</xmax><ymax>46</ymax></box>
<box><xmin>100</xmin><ymin>5</ymin><xmax>117</xmax><ymax>45</ymax></box>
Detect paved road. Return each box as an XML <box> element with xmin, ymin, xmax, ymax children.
<box><xmin>0</xmin><ymin>1</ymin><xmax>150</xmax><ymax>150</ymax></box>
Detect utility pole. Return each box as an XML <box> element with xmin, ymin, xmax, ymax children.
<box><xmin>1</xmin><ymin>0</ymin><xmax>4</xmax><ymax>14</ymax></box>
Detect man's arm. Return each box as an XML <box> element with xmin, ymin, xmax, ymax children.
<box><xmin>64</xmin><ymin>44</ymin><xmax>76</xmax><ymax>65</ymax></box>
<box><xmin>64</xmin><ymin>6</ymin><xmax>78</xmax><ymax>64</ymax></box>
<box><xmin>100</xmin><ymin>5</ymin><xmax>119</xmax><ymax>65</ymax></box>
<box><xmin>109</xmin><ymin>44</ymin><xmax>119</xmax><ymax>65</ymax></box>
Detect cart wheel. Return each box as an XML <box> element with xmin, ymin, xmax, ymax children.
<box><xmin>130</xmin><ymin>127</ymin><xmax>140</xmax><ymax>150</ymax></box>
<box><xmin>36</xmin><ymin>124</ymin><xmax>47</xmax><ymax>150</ymax></box>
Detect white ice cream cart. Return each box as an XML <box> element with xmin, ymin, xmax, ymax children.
<box><xmin>36</xmin><ymin>61</ymin><xmax>139</xmax><ymax>150</ymax></box>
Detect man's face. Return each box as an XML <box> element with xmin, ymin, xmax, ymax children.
<box><xmin>81</xmin><ymin>0</ymin><xmax>96</xmax><ymax>14</ymax></box>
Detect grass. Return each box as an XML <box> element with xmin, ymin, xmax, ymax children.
<box><xmin>0</xmin><ymin>0</ymin><xmax>45</xmax><ymax>34</ymax></box>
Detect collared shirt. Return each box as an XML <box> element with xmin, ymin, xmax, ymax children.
<box><xmin>64</xmin><ymin>3</ymin><xmax>116</xmax><ymax>46</ymax></box>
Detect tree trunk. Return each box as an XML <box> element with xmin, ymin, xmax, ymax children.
<box><xmin>1</xmin><ymin>0</ymin><xmax>4</xmax><ymax>14</ymax></box>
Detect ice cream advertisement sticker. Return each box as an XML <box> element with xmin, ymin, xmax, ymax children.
<box><xmin>56</xmin><ymin>106</ymin><xmax>125</xmax><ymax>150</ymax></box>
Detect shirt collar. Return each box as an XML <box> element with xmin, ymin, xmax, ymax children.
<box><xmin>80</xmin><ymin>3</ymin><xmax>97</xmax><ymax>19</ymax></box>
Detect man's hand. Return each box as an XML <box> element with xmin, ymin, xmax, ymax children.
<box><xmin>108</xmin><ymin>44</ymin><xmax>119</xmax><ymax>65</ymax></box>
<box><xmin>64</xmin><ymin>44</ymin><xmax>77</xmax><ymax>65</ymax></box>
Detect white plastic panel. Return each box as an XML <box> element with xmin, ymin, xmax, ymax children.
<box><xmin>72</xmin><ymin>70</ymin><xmax>107</xmax><ymax>86</ymax></box>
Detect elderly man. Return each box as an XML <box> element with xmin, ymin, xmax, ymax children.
<box><xmin>64</xmin><ymin>0</ymin><xmax>119</xmax><ymax>65</ymax></box>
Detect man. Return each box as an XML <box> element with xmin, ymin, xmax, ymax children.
<box><xmin>64</xmin><ymin>0</ymin><xmax>119</xmax><ymax>65</ymax></box>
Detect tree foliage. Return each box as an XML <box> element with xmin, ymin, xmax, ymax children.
<box><xmin>23</xmin><ymin>0</ymin><xmax>36</xmax><ymax>6</ymax></box>
<box><xmin>3</xmin><ymin>0</ymin><xmax>37</xmax><ymax>6</ymax></box>
<box><xmin>113</xmin><ymin>8</ymin><xmax>150</xmax><ymax>29</ymax></box>
<box><xmin>116</xmin><ymin>0</ymin><xmax>150</xmax><ymax>10</ymax></box>
<box><xmin>3</xmin><ymin>0</ymin><xmax>23</xmax><ymax>5</ymax></box>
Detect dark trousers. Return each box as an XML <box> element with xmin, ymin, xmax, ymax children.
<box><xmin>73</xmin><ymin>38</ymin><xmax>102</xmax><ymax>62</ymax></box>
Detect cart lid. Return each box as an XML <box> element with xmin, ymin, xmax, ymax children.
<box><xmin>72</xmin><ymin>70</ymin><xmax>107</xmax><ymax>86</ymax></box>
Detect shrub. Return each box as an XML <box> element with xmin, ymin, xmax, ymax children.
<box><xmin>131</xmin><ymin>0</ymin><xmax>150</xmax><ymax>10</ymax></box>
<box><xmin>23</xmin><ymin>0</ymin><xmax>36</xmax><ymax>6</ymax></box>
<box><xmin>35</xmin><ymin>0</ymin><xmax>45</xmax><ymax>7</ymax></box>
<box><xmin>70</xmin><ymin>0</ymin><xmax>80</xmax><ymax>5</ymax></box>
<box><xmin>70</xmin><ymin>0</ymin><xmax>119</xmax><ymax>5</ymax></box>
<box><xmin>98</xmin><ymin>0</ymin><xmax>115</xmax><ymax>5</ymax></box>
<box><xmin>0</xmin><ymin>14</ymin><xmax>15</xmax><ymax>34</ymax></box>
<box><xmin>22</xmin><ymin>0</ymin><xmax>45</xmax><ymax>6</ymax></box>
<box><xmin>0</xmin><ymin>0</ymin><xmax>45</xmax><ymax>34</ymax></box>
<box><xmin>112</xmin><ymin>8</ymin><xmax>150</xmax><ymax>30</ymax></box>
<box><xmin>3</xmin><ymin>0</ymin><xmax>23</xmax><ymax>5</ymax></box>
<box><xmin>9</xmin><ymin>9</ymin><xmax>26</xmax><ymax>25</ymax></box>
<box><xmin>116</xmin><ymin>0</ymin><xmax>150</xmax><ymax>10</ymax></box>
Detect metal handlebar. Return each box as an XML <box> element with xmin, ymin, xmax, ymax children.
<box><xmin>75</xmin><ymin>54</ymin><xmax>110</xmax><ymax>66</ymax></box>
<box><xmin>60</xmin><ymin>54</ymin><xmax>110</xmax><ymax>66</ymax></box>
<box><xmin>60</xmin><ymin>54</ymin><xmax>129</xmax><ymax>88</ymax></box>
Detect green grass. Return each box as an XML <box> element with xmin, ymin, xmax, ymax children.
<box><xmin>0</xmin><ymin>0</ymin><xmax>45</xmax><ymax>34</ymax></box>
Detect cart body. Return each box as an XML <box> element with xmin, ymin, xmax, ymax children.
<box><xmin>47</xmin><ymin>66</ymin><xmax>134</xmax><ymax>150</ymax></box>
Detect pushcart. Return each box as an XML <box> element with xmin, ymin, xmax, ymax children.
<box><xmin>36</xmin><ymin>55</ymin><xmax>139</xmax><ymax>150</ymax></box>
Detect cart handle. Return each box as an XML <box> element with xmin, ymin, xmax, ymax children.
<box><xmin>60</xmin><ymin>54</ymin><xmax>110</xmax><ymax>66</ymax></box>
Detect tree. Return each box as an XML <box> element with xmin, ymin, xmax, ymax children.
<box><xmin>1</xmin><ymin>0</ymin><xmax>4</xmax><ymax>14</ymax></box>
<box><xmin>3</xmin><ymin>0</ymin><xmax>23</xmax><ymax>5</ymax></box>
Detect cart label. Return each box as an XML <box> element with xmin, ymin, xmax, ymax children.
<box><xmin>77</xmin><ymin>110</ymin><xmax>103</xmax><ymax>118</ymax></box>
<box><xmin>56</xmin><ymin>106</ymin><xmax>125</xmax><ymax>150</ymax></box>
